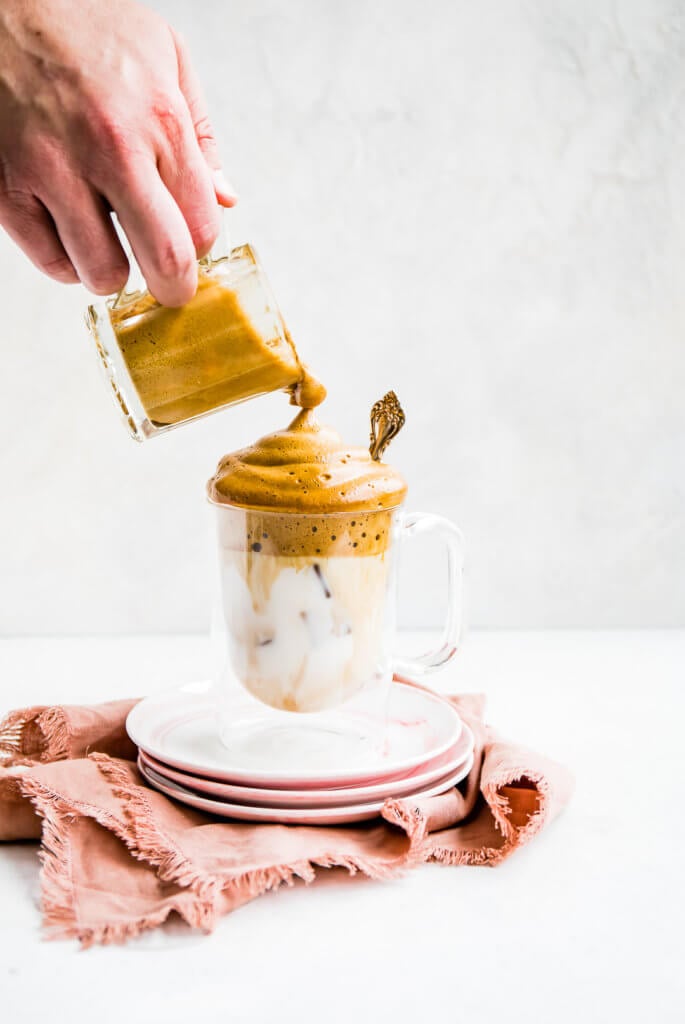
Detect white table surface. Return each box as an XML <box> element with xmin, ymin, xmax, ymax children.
<box><xmin>1</xmin><ymin>630</ymin><xmax>683</xmax><ymax>1024</ymax></box>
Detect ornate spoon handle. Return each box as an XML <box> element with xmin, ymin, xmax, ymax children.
<box><xmin>369</xmin><ymin>390</ymin><xmax>405</xmax><ymax>461</ymax></box>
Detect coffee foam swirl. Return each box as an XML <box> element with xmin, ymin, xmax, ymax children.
<box><xmin>208</xmin><ymin>409</ymin><xmax>407</xmax><ymax>514</ymax></box>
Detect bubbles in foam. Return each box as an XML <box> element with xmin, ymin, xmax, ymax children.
<box><xmin>208</xmin><ymin>409</ymin><xmax>407</xmax><ymax>519</ymax></box>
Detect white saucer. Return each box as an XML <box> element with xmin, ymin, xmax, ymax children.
<box><xmin>138</xmin><ymin>721</ymin><xmax>474</xmax><ymax>809</ymax></box>
<box><xmin>126</xmin><ymin>680</ymin><xmax>463</xmax><ymax>789</ymax></box>
<box><xmin>137</xmin><ymin>752</ymin><xmax>475</xmax><ymax>826</ymax></box>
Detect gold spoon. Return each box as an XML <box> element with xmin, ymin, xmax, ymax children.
<box><xmin>369</xmin><ymin>390</ymin><xmax>405</xmax><ymax>461</ymax></box>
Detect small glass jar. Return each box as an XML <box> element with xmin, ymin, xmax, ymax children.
<box><xmin>85</xmin><ymin>244</ymin><xmax>310</xmax><ymax>441</ymax></box>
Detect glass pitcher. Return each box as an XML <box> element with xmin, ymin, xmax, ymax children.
<box><xmin>85</xmin><ymin>242</ymin><xmax>318</xmax><ymax>441</ymax></box>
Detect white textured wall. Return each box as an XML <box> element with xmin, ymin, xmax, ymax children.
<box><xmin>0</xmin><ymin>0</ymin><xmax>683</xmax><ymax>633</ymax></box>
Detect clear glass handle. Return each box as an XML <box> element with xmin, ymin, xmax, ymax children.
<box><xmin>393</xmin><ymin>512</ymin><xmax>464</xmax><ymax>677</ymax></box>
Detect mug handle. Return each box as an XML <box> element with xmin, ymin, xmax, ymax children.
<box><xmin>393</xmin><ymin>512</ymin><xmax>464</xmax><ymax>678</ymax></box>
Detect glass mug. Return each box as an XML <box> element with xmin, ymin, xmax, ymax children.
<box><xmin>209</xmin><ymin>496</ymin><xmax>464</xmax><ymax>764</ymax></box>
<box><xmin>85</xmin><ymin>243</ymin><xmax>306</xmax><ymax>442</ymax></box>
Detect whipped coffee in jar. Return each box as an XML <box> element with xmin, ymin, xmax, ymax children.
<box><xmin>85</xmin><ymin>243</ymin><xmax>325</xmax><ymax>441</ymax></box>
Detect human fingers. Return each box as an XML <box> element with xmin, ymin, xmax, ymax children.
<box><xmin>0</xmin><ymin>189</ymin><xmax>79</xmax><ymax>284</ymax></box>
<box><xmin>154</xmin><ymin>92</ymin><xmax>221</xmax><ymax>258</ymax></box>
<box><xmin>104</xmin><ymin>160</ymin><xmax>198</xmax><ymax>307</ymax></box>
<box><xmin>173</xmin><ymin>29</ymin><xmax>238</xmax><ymax>208</ymax></box>
<box><xmin>45</xmin><ymin>181</ymin><xmax>129</xmax><ymax>296</ymax></box>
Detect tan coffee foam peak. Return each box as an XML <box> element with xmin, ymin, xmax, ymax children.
<box><xmin>208</xmin><ymin>409</ymin><xmax>407</xmax><ymax>521</ymax></box>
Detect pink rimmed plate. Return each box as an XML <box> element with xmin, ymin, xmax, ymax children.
<box><xmin>138</xmin><ymin>722</ymin><xmax>474</xmax><ymax>809</ymax></box>
<box><xmin>137</xmin><ymin>752</ymin><xmax>475</xmax><ymax>826</ymax></box>
<box><xmin>127</xmin><ymin>680</ymin><xmax>463</xmax><ymax>789</ymax></box>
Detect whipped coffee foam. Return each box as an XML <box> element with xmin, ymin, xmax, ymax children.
<box><xmin>208</xmin><ymin>409</ymin><xmax>407</xmax><ymax>515</ymax></box>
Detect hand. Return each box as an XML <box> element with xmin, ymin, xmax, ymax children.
<box><xmin>0</xmin><ymin>0</ymin><xmax>236</xmax><ymax>305</ymax></box>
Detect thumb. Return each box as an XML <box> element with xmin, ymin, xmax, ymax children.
<box><xmin>173</xmin><ymin>29</ymin><xmax>238</xmax><ymax>207</ymax></box>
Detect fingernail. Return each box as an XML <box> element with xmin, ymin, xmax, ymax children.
<box><xmin>212</xmin><ymin>169</ymin><xmax>238</xmax><ymax>204</ymax></box>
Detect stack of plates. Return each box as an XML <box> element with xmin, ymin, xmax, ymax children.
<box><xmin>126</xmin><ymin>680</ymin><xmax>474</xmax><ymax>826</ymax></box>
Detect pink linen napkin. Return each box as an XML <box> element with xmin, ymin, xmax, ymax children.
<box><xmin>0</xmin><ymin>684</ymin><xmax>573</xmax><ymax>946</ymax></box>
